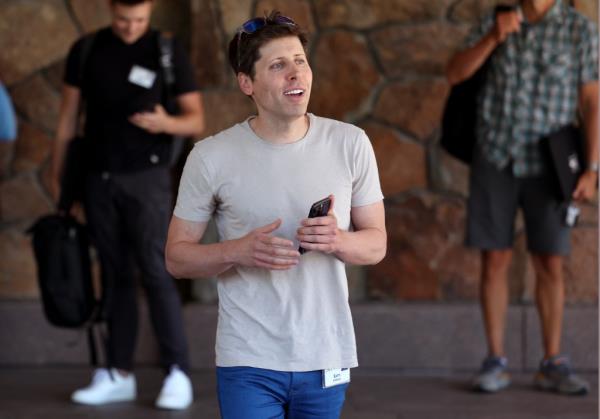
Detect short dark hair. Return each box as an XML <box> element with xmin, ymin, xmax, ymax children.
<box><xmin>110</xmin><ymin>0</ymin><xmax>152</xmax><ymax>5</ymax></box>
<box><xmin>228</xmin><ymin>10</ymin><xmax>308</xmax><ymax>78</ymax></box>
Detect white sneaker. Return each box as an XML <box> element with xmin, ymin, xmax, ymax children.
<box><xmin>71</xmin><ymin>368</ymin><xmax>136</xmax><ymax>405</ymax></box>
<box><xmin>155</xmin><ymin>366</ymin><xmax>193</xmax><ymax>410</ymax></box>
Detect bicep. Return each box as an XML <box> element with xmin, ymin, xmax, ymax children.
<box><xmin>350</xmin><ymin>200</ymin><xmax>385</xmax><ymax>233</ymax></box>
<box><xmin>56</xmin><ymin>85</ymin><xmax>81</xmax><ymax>141</ymax></box>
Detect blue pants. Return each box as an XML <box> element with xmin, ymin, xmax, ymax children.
<box><xmin>216</xmin><ymin>367</ymin><xmax>349</xmax><ymax>419</ymax></box>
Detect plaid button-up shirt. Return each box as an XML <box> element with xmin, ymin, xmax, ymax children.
<box><xmin>465</xmin><ymin>0</ymin><xmax>599</xmax><ymax>177</ymax></box>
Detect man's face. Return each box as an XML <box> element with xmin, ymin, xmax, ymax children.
<box><xmin>239</xmin><ymin>36</ymin><xmax>312</xmax><ymax>122</ymax></box>
<box><xmin>110</xmin><ymin>1</ymin><xmax>153</xmax><ymax>44</ymax></box>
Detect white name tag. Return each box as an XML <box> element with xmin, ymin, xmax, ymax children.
<box><xmin>128</xmin><ymin>65</ymin><xmax>156</xmax><ymax>89</ymax></box>
<box><xmin>322</xmin><ymin>368</ymin><xmax>350</xmax><ymax>388</ymax></box>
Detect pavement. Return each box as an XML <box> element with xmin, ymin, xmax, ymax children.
<box><xmin>0</xmin><ymin>367</ymin><xmax>596</xmax><ymax>419</ymax></box>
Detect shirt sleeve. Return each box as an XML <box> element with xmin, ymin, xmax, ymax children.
<box><xmin>351</xmin><ymin>130</ymin><xmax>384</xmax><ymax>207</ymax></box>
<box><xmin>173</xmin><ymin>144</ymin><xmax>216</xmax><ymax>222</ymax></box>
<box><xmin>578</xmin><ymin>20</ymin><xmax>599</xmax><ymax>84</ymax></box>
<box><xmin>63</xmin><ymin>37</ymin><xmax>85</xmax><ymax>88</ymax></box>
<box><xmin>172</xmin><ymin>38</ymin><xmax>198</xmax><ymax>96</ymax></box>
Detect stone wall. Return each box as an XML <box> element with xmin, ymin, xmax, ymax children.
<box><xmin>0</xmin><ymin>0</ymin><xmax>191</xmax><ymax>298</ymax></box>
<box><xmin>0</xmin><ymin>0</ymin><xmax>597</xmax><ymax>304</ymax></box>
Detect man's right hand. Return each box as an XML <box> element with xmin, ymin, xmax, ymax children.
<box><xmin>231</xmin><ymin>219</ymin><xmax>300</xmax><ymax>270</ymax></box>
<box><xmin>493</xmin><ymin>10</ymin><xmax>521</xmax><ymax>44</ymax></box>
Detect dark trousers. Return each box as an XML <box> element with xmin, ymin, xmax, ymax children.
<box><xmin>84</xmin><ymin>167</ymin><xmax>189</xmax><ymax>372</ymax></box>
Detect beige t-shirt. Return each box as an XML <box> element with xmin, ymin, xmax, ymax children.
<box><xmin>174</xmin><ymin>113</ymin><xmax>383</xmax><ymax>371</ymax></box>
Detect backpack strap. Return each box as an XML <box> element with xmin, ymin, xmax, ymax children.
<box><xmin>157</xmin><ymin>32</ymin><xmax>186</xmax><ymax>167</ymax></box>
<box><xmin>77</xmin><ymin>31</ymin><xmax>97</xmax><ymax>97</ymax></box>
<box><xmin>158</xmin><ymin>32</ymin><xmax>176</xmax><ymax>111</ymax></box>
<box><xmin>158</xmin><ymin>32</ymin><xmax>176</xmax><ymax>87</ymax></box>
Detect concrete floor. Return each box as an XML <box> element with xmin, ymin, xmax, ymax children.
<box><xmin>0</xmin><ymin>368</ymin><xmax>596</xmax><ymax>419</ymax></box>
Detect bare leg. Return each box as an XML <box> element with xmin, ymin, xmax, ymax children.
<box><xmin>480</xmin><ymin>249</ymin><xmax>513</xmax><ymax>357</ymax></box>
<box><xmin>531</xmin><ymin>254</ymin><xmax>564</xmax><ymax>359</ymax></box>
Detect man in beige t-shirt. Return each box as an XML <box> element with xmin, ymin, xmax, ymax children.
<box><xmin>165</xmin><ymin>10</ymin><xmax>386</xmax><ymax>419</ymax></box>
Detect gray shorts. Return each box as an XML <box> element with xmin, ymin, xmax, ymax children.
<box><xmin>466</xmin><ymin>152</ymin><xmax>571</xmax><ymax>255</ymax></box>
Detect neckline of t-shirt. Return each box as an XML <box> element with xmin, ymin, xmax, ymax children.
<box><xmin>241</xmin><ymin>113</ymin><xmax>316</xmax><ymax>149</ymax></box>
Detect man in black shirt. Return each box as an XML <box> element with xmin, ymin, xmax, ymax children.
<box><xmin>50</xmin><ymin>0</ymin><xmax>204</xmax><ymax>410</ymax></box>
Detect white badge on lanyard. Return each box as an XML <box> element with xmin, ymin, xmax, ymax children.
<box><xmin>128</xmin><ymin>65</ymin><xmax>156</xmax><ymax>89</ymax></box>
<box><xmin>322</xmin><ymin>368</ymin><xmax>351</xmax><ymax>388</ymax></box>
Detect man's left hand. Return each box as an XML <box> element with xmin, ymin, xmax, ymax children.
<box><xmin>296</xmin><ymin>195</ymin><xmax>342</xmax><ymax>254</ymax></box>
<box><xmin>572</xmin><ymin>171</ymin><xmax>598</xmax><ymax>202</ymax></box>
<box><xmin>129</xmin><ymin>104</ymin><xmax>172</xmax><ymax>134</ymax></box>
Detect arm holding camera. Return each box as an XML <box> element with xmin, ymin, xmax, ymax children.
<box><xmin>296</xmin><ymin>195</ymin><xmax>386</xmax><ymax>265</ymax></box>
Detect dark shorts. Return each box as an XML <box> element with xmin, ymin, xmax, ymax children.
<box><xmin>466</xmin><ymin>152</ymin><xmax>571</xmax><ymax>255</ymax></box>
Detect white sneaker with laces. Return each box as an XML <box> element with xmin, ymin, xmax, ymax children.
<box><xmin>155</xmin><ymin>366</ymin><xmax>193</xmax><ymax>410</ymax></box>
<box><xmin>71</xmin><ymin>368</ymin><xmax>136</xmax><ymax>405</ymax></box>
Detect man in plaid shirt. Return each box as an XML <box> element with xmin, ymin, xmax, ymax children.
<box><xmin>447</xmin><ymin>0</ymin><xmax>598</xmax><ymax>395</ymax></box>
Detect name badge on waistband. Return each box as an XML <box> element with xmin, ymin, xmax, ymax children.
<box><xmin>128</xmin><ymin>65</ymin><xmax>156</xmax><ymax>89</ymax></box>
<box><xmin>322</xmin><ymin>368</ymin><xmax>350</xmax><ymax>388</ymax></box>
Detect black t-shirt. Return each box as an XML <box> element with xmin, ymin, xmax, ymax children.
<box><xmin>64</xmin><ymin>27</ymin><xmax>197</xmax><ymax>173</ymax></box>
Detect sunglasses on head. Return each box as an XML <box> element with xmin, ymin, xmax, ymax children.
<box><xmin>235</xmin><ymin>15</ymin><xmax>297</xmax><ymax>72</ymax></box>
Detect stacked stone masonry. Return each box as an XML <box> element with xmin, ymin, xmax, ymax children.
<box><xmin>0</xmin><ymin>0</ymin><xmax>597</xmax><ymax>304</ymax></box>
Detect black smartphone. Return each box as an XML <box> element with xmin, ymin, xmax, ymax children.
<box><xmin>299</xmin><ymin>196</ymin><xmax>332</xmax><ymax>255</ymax></box>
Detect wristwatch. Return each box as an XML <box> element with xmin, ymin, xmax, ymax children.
<box><xmin>587</xmin><ymin>162</ymin><xmax>599</xmax><ymax>173</ymax></box>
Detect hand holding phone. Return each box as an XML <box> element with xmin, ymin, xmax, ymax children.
<box><xmin>298</xmin><ymin>196</ymin><xmax>332</xmax><ymax>254</ymax></box>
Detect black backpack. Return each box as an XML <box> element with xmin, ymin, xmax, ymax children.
<box><xmin>440</xmin><ymin>60</ymin><xmax>490</xmax><ymax>164</ymax></box>
<box><xmin>440</xmin><ymin>5</ymin><xmax>515</xmax><ymax>164</ymax></box>
<box><xmin>27</xmin><ymin>214</ymin><xmax>101</xmax><ymax>365</ymax></box>
<box><xmin>27</xmin><ymin>215</ymin><xmax>95</xmax><ymax>328</ymax></box>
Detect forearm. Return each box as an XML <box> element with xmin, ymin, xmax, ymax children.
<box><xmin>166</xmin><ymin>239</ymin><xmax>239</xmax><ymax>279</ymax></box>
<box><xmin>446</xmin><ymin>31</ymin><xmax>498</xmax><ymax>86</ymax></box>
<box><xmin>50</xmin><ymin>136</ymin><xmax>69</xmax><ymax>184</ymax></box>
<box><xmin>164</xmin><ymin>111</ymin><xmax>205</xmax><ymax>137</ymax></box>
<box><xmin>572</xmin><ymin>84</ymin><xmax>598</xmax><ymax>201</ymax></box>
<box><xmin>51</xmin><ymin>113</ymin><xmax>78</xmax><ymax>182</ymax></box>
<box><xmin>334</xmin><ymin>227</ymin><xmax>386</xmax><ymax>266</ymax></box>
<box><xmin>582</xmin><ymin>100</ymin><xmax>598</xmax><ymax>168</ymax></box>
<box><xmin>52</xmin><ymin>85</ymin><xmax>80</xmax><ymax>184</ymax></box>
